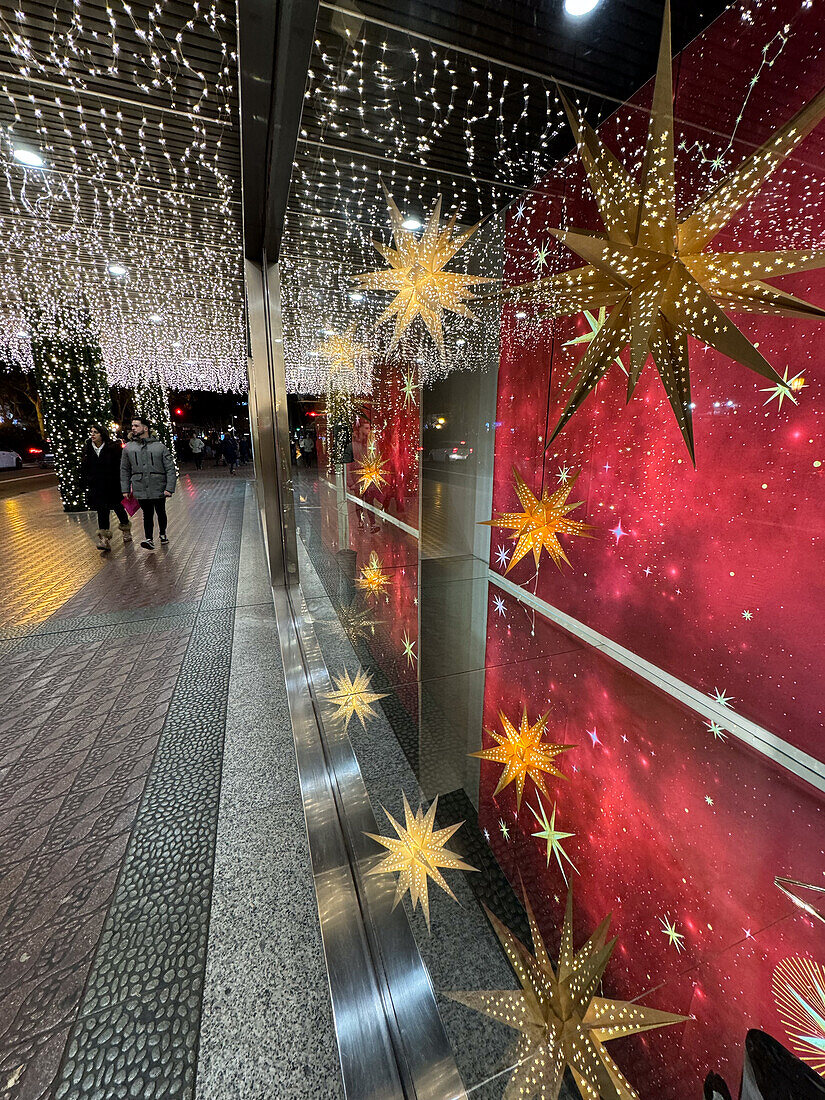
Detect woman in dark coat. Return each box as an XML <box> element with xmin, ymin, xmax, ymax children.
<box><xmin>82</xmin><ymin>424</ymin><xmax>132</xmax><ymax>551</ymax></box>
<box><xmin>221</xmin><ymin>433</ymin><xmax>239</xmax><ymax>476</ymax></box>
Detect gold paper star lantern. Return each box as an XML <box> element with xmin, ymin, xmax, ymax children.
<box><xmin>315</xmin><ymin>323</ymin><xmax>371</xmax><ymax>375</ymax></box>
<box><xmin>366</xmin><ymin>793</ymin><xmax>477</xmax><ymax>930</ymax></box>
<box><xmin>448</xmin><ymin>891</ymin><xmax>688</xmax><ymax>1099</ymax></box>
<box><xmin>564</xmin><ymin>307</ymin><xmax>627</xmax><ymax>375</ymax></box>
<box><xmin>353</xmin><ymin>185</ymin><xmax>493</xmax><ymax>356</ymax></box>
<box><xmin>504</xmin><ymin>1</ymin><xmax>825</xmax><ymax>462</ymax></box>
<box><xmin>472</xmin><ymin>706</ymin><xmax>571</xmax><ymax>810</ymax></box>
<box><xmin>355</xmin><ymin>449</ymin><xmax>389</xmax><ymax>494</ymax></box>
<box><xmin>323</xmin><ymin>666</ymin><xmax>388</xmax><ymax>730</ymax></box>
<box><xmin>357</xmin><ymin>550</ymin><xmax>390</xmax><ymax>597</ymax></box>
<box><xmin>481</xmin><ymin>467</ymin><xmax>593</xmax><ymax>573</ymax></box>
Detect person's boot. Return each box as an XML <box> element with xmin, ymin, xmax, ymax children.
<box><xmin>119</xmin><ymin>520</ymin><xmax>132</xmax><ymax>542</ymax></box>
<box><xmin>96</xmin><ymin>529</ymin><xmax>112</xmax><ymax>552</ymax></box>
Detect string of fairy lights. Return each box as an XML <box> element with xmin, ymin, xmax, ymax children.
<box><xmin>280</xmin><ymin>0</ymin><xmax>824</xmax><ymax>397</ymax></box>
<box><xmin>0</xmin><ymin>0</ymin><xmax>246</xmax><ymax>392</ymax></box>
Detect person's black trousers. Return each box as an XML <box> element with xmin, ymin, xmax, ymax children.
<box><xmin>194</xmin><ymin>454</ymin><xmax>203</xmax><ymax>469</ymax></box>
<box><xmin>96</xmin><ymin>503</ymin><xmax>129</xmax><ymax>530</ymax></box>
<box><xmin>139</xmin><ymin>497</ymin><xmax>167</xmax><ymax>539</ymax></box>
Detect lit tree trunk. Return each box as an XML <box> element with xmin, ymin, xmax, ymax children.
<box><xmin>29</xmin><ymin>304</ymin><xmax>113</xmax><ymax>512</ymax></box>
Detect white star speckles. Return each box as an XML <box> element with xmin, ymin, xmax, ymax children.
<box><xmin>492</xmin><ymin>594</ymin><xmax>507</xmax><ymax>617</ymax></box>
<box><xmin>514</xmin><ymin>199</ymin><xmax>527</xmax><ymax>222</ymax></box>
<box><xmin>587</xmin><ymin>727</ymin><xmax>601</xmax><ymax>748</ymax></box>
<box><xmin>499</xmin><ymin>818</ymin><xmax>510</xmax><ymax>840</ymax></box>
<box><xmin>611</xmin><ymin>520</ymin><xmax>628</xmax><ymax>544</ymax></box>
<box><xmin>705</xmin><ymin>795</ymin><xmax>714</xmax><ymax>806</ymax></box>
<box><xmin>534</xmin><ymin>242</ymin><xmax>549</xmax><ymax>271</ymax></box>
<box><xmin>742</xmin><ymin>609</ymin><xmax>753</xmax><ymax>621</ymax></box>
<box><xmin>706</xmin><ymin>720</ymin><xmax>728</xmax><ymax>742</ymax></box>
<box><xmin>643</xmin><ymin>565</ymin><xmax>652</xmax><ymax>576</ymax></box>
<box><xmin>660</xmin><ymin>915</ymin><xmax>686</xmax><ymax>953</ymax></box>
<box><xmin>495</xmin><ymin>544</ymin><xmax>510</xmax><ymax>569</ymax></box>
<box><xmin>760</xmin><ymin>368</ymin><xmax>806</xmax><ymax>411</ymax></box>
<box><xmin>713</xmin><ymin>688</ymin><xmax>735</xmax><ymax>707</ymax></box>
<box><xmin>556</xmin><ymin>465</ymin><xmax>571</xmax><ymax>484</ymax></box>
<box><xmin>483</xmin><ymin>827</ymin><xmax>490</xmax><ymax>842</ymax></box>
<box><xmin>402</xmin><ymin>630</ymin><xmax>417</xmax><ymax>667</ymax></box>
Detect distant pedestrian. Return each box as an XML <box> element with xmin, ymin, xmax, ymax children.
<box><xmin>83</xmin><ymin>424</ymin><xmax>132</xmax><ymax>552</ymax></box>
<box><xmin>239</xmin><ymin>436</ymin><xmax>251</xmax><ymax>464</ymax></box>
<box><xmin>189</xmin><ymin>432</ymin><xmax>205</xmax><ymax>470</ymax></box>
<box><xmin>222</xmin><ymin>432</ymin><xmax>239</xmax><ymax>476</ymax></box>
<box><xmin>120</xmin><ymin>416</ymin><xmax>177</xmax><ymax>551</ymax></box>
<box><xmin>299</xmin><ymin>431</ymin><xmax>316</xmax><ymax>466</ymax></box>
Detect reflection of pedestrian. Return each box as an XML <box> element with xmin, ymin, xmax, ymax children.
<box><xmin>299</xmin><ymin>431</ymin><xmax>316</xmax><ymax>466</ymax></box>
<box><xmin>222</xmin><ymin>433</ymin><xmax>239</xmax><ymax>476</ymax></box>
<box><xmin>120</xmin><ymin>416</ymin><xmax>177</xmax><ymax>551</ymax></box>
<box><xmin>83</xmin><ymin>423</ymin><xmax>132</xmax><ymax>551</ymax></box>
<box><xmin>239</xmin><ymin>436</ymin><xmax>251</xmax><ymax>464</ymax></box>
<box><xmin>189</xmin><ymin>433</ymin><xmax>205</xmax><ymax>470</ymax></box>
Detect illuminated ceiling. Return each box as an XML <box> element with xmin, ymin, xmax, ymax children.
<box><xmin>0</xmin><ymin>0</ymin><xmax>246</xmax><ymax>391</ymax></box>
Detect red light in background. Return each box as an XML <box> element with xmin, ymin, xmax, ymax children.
<box><xmin>28</xmin><ymin>447</ymin><xmax>43</xmax><ymax>454</ymax></box>
<box><xmin>174</xmin><ymin>407</ymin><xmax>184</xmax><ymax>417</ymax></box>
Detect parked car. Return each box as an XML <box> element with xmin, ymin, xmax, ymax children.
<box><xmin>0</xmin><ymin>449</ymin><xmax>23</xmax><ymax>470</ymax></box>
<box><xmin>26</xmin><ymin>446</ymin><xmax>54</xmax><ymax>468</ymax></box>
<box><xmin>427</xmin><ymin>440</ymin><xmax>474</xmax><ymax>462</ymax></box>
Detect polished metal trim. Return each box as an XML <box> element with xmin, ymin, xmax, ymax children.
<box><xmin>270</xmin><ymin>570</ymin><xmax>468</xmax><ymax>1100</ymax></box>
<box><xmin>489</xmin><ymin>569</ymin><xmax>825</xmax><ymax>794</ymax></box>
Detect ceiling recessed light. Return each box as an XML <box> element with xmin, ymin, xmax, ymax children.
<box><xmin>149</xmin><ymin>313</ymin><xmax>163</xmax><ymax>324</ymax></box>
<box><xmin>107</xmin><ymin>261</ymin><xmax>128</xmax><ymax>277</ymax></box>
<box><xmin>564</xmin><ymin>0</ymin><xmax>601</xmax><ymax>14</ymax></box>
<box><xmin>12</xmin><ymin>146</ymin><xmax>44</xmax><ymax>169</ymax></box>
<box><xmin>402</xmin><ymin>215</ymin><xmax>422</xmax><ymax>230</ymax></box>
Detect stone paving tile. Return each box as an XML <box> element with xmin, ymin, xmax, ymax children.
<box><xmin>0</xmin><ymin>473</ymin><xmax>246</xmax><ymax>1100</ymax></box>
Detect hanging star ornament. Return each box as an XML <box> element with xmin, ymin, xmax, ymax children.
<box><xmin>315</xmin><ymin>324</ymin><xmax>371</xmax><ymax>375</ymax></box>
<box><xmin>357</xmin><ymin>550</ymin><xmax>390</xmax><ymax>597</ymax></box>
<box><xmin>448</xmin><ymin>890</ymin><xmax>688</xmax><ymax>1100</ymax></box>
<box><xmin>471</xmin><ymin>707</ymin><xmax>571</xmax><ymax>810</ymax></box>
<box><xmin>323</xmin><ymin>667</ymin><xmax>388</xmax><ymax>730</ymax></box>
<box><xmin>366</xmin><ymin>794</ymin><xmax>477</xmax><ymax>930</ymax></box>
<box><xmin>355</xmin><ymin>448</ymin><xmax>389</xmax><ymax>494</ymax></box>
<box><xmin>481</xmin><ymin>467</ymin><xmax>593</xmax><ymax>573</ymax></box>
<box><xmin>352</xmin><ymin>185</ymin><xmax>493</xmax><ymax>357</ymax></box>
<box><xmin>530</xmin><ymin>798</ymin><xmax>578</xmax><ymax>884</ymax></box>
<box><xmin>760</xmin><ymin>367</ymin><xmax>807</xmax><ymax>411</ymax></box>
<box><xmin>501</xmin><ymin>1</ymin><xmax>825</xmax><ymax>462</ymax></box>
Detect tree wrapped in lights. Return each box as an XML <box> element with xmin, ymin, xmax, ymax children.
<box><xmin>132</xmin><ymin>371</ymin><xmax>177</xmax><ymax>469</ymax></box>
<box><xmin>29</xmin><ymin>303</ymin><xmax>113</xmax><ymax>512</ymax></box>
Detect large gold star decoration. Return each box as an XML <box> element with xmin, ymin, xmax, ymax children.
<box><xmin>448</xmin><ymin>891</ymin><xmax>688</xmax><ymax>1099</ymax></box>
<box><xmin>352</xmin><ymin>185</ymin><xmax>493</xmax><ymax>356</ymax></box>
<box><xmin>471</xmin><ymin>706</ymin><xmax>571</xmax><ymax>810</ymax></box>
<box><xmin>315</xmin><ymin>324</ymin><xmax>371</xmax><ymax>375</ymax></box>
<box><xmin>564</xmin><ymin>307</ymin><xmax>627</xmax><ymax>375</ymax></box>
<box><xmin>482</xmin><ymin>466</ymin><xmax>593</xmax><ymax>573</ymax></box>
<box><xmin>323</xmin><ymin>666</ymin><xmax>387</xmax><ymax>730</ymax></box>
<box><xmin>366</xmin><ymin>794</ymin><xmax>477</xmax><ymax>930</ymax></box>
<box><xmin>504</xmin><ymin>1</ymin><xmax>825</xmax><ymax>462</ymax></box>
<box><xmin>355</xmin><ymin>449</ymin><xmax>389</xmax><ymax>494</ymax></box>
<box><xmin>356</xmin><ymin>550</ymin><xmax>390</xmax><ymax>597</ymax></box>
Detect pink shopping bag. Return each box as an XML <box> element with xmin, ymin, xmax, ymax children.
<box><xmin>122</xmin><ymin>493</ymin><xmax>140</xmax><ymax>517</ymax></box>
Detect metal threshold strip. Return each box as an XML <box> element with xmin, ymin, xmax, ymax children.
<box><xmin>270</xmin><ymin>582</ymin><xmax>467</xmax><ymax>1100</ymax></box>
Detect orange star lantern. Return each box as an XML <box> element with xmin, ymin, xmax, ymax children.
<box><xmin>472</xmin><ymin>706</ymin><xmax>571</xmax><ymax>810</ymax></box>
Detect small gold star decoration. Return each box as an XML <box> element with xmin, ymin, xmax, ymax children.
<box><xmin>352</xmin><ymin>185</ymin><xmax>493</xmax><ymax>356</ymax></box>
<box><xmin>338</xmin><ymin>599</ymin><xmax>381</xmax><ymax>645</ymax></box>
<box><xmin>481</xmin><ymin>466</ymin><xmax>593</xmax><ymax>573</ymax></box>
<box><xmin>355</xmin><ymin>449</ymin><xmax>389</xmax><ymax>494</ymax></box>
<box><xmin>530</xmin><ymin>797</ymin><xmax>578</xmax><ymax>884</ymax></box>
<box><xmin>357</xmin><ymin>550</ymin><xmax>390</xmax><ymax>597</ymax></box>
<box><xmin>447</xmin><ymin>890</ymin><xmax>688</xmax><ymax>1100</ymax></box>
<box><xmin>471</xmin><ymin>706</ymin><xmax>571</xmax><ymax>810</ymax></box>
<box><xmin>366</xmin><ymin>793</ymin><xmax>477</xmax><ymax>930</ymax></box>
<box><xmin>503</xmin><ymin>0</ymin><xmax>825</xmax><ymax>462</ymax></box>
<box><xmin>315</xmin><ymin>324</ymin><xmax>371</xmax><ymax>375</ymax></box>
<box><xmin>323</xmin><ymin>667</ymin><xmax>387</xmax><ymax>730</ymax></box>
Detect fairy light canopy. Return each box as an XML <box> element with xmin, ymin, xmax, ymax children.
<box><xmin>0</xmin><ymin>0</ymin><xmax>246</xmax><ymax>392</ymax></box>
<box><xmin>277</xmin><ymin>0</ymin><xmax>732</xmax><ymax>394</ymax></box>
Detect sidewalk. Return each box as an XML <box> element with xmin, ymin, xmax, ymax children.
<box><xmin>0</xmin><ymin>470</ymin><xmax>340</xmax><ymax>1100</ymax></box>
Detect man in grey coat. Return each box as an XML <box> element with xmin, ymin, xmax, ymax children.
<box><xmin>121</xmin><ymin>416</ymin><xmax>177</xmax><ymax>550</ymax></box>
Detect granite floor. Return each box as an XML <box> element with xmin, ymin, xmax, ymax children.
<box><xmin>0</xmin><ymin>470</ymin><xmax>340</xmax><ymax>1100</ymax></box>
